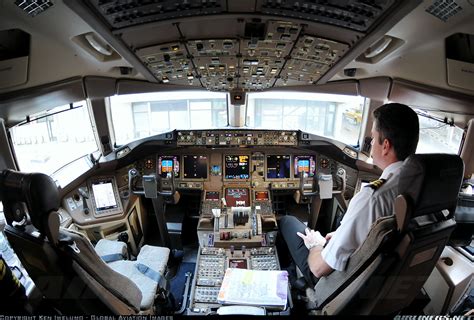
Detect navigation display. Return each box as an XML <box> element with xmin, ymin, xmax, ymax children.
<box><xmin>91</xmin><ymin>179</ymin><xmax>118</xmax><ymax>212</ymax></box>
<box><xmin>183</xmin><ymin>155</ymin><xmax>208</xmax><ymax>179</ymax></box>
<box><xmin>294</xmin><ymin>155</ymin><xmax>316</xmax><ymax>177</ymax></box>
<box><xmin>266</xmin><ymin>155</ymin><xmax>291</xmax><ymax>179</ymax></box>
<box><xmin>224</xmin><ymin>155</ymin><xmax>250</xmax><ymax>180</ymax></box>
<box><xmin>158</xmin><ymin>155</ymin><xmax>180</xmax><ymax>178</ymax></box>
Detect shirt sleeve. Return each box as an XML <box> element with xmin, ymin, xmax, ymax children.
<box><xmin>321</xmin><ymin>187</ymin><xmax>375</xmax><ymax>271</ymax></box>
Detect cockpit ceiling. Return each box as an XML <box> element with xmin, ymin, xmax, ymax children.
<box><xmin>71</xmin><ymin>0</ymin><xmax>419</xmax><ymax>91</ymax></box>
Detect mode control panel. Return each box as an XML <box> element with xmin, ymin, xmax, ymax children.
<box><xmin>177</xmin><ymin>130</ymin><xmax>298</xmax><ymax>146</ymax></box>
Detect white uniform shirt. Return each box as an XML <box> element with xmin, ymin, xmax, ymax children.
<box><xmin>321</xmin><ymin>161</ymin><xmax>403</xmax><ymax>271</ymax></box>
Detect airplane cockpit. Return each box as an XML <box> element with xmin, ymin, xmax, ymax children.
<box><xmin>0</xmin><ymin>0</ymin><xmax>473</xmax><ymax>316</ymax></box>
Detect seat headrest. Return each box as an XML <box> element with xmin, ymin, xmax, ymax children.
<box><xmin>398</xmin><ymin>154</ymin><xmax>464</xmax><ymax>219</ymax></box>
<box><xmin>0</xmin><ymin>169</ymin><xmax>59</xmax><ymax>234</ymax></box>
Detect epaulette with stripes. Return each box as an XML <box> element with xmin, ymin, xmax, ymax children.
<box><xmin>366</xmin><ymin>178</ymin><xmax>387</xmax><ymax>190</ymax></box>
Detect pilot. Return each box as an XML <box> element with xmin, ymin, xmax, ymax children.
<box><xmin>0</xmin><ymin>256</ymin><xmax>28</xmax><ymax>313</ymax></box>
<box><xmin>278</xmin><ymin>103</ymin><xmax>419</xmax><ymax>285</ymax></box>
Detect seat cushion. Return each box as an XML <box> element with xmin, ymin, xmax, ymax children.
<box><xmin>136</xmin><ymin>245</ymin><xmax>170</xmax><ymax>275</ymax></box>
<box><xmin>108</xmin><ymin>260</ymin><xmax>158</xmax><ymax>310</ymax></box>
<box><xmin>107</xmin><ymin>245</ymin><xmax>170</xmax><ymax>310</ymax></box>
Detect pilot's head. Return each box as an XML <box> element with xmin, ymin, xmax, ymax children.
<box><xmin>371</xmin><ymin>103</ymin><xmax>419</xmax><ymax>169</ymax></box>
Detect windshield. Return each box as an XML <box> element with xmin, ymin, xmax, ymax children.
<box><xmin>10</xmin><ymin>101</ymin><xmax>98</xmax><ymax>175</ymax></box>
<box><xmin>109</xmin><ymin>91</ymin><xmax>228</xmax><ymax>145</ymax></box>
<box><xmin>246</xmin><ymin>92</ymin><xmax>366</xmax><ymax>146</ymax></box>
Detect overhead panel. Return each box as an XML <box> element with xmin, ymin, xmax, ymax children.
<box><xmin>76</xmin><ymin>0</ymin><xmax>415</xmax><ymax>91</ymax></box>
<box><xmin>239</xmin><ymin>21</ymin><xmax>300</xmax><ymax>90</ymax></box>
<box><xmin>188</xmin><ymin>39</ymin><xmax>240</xmax><ymax>91</ymax></box>
<box><xmin>278</xmin><ymin>35</ymin><xmax>349</xmax><ymax>86</ymax></box>
<box><xmin>137</xmin><ymin>42</ymin><xmax>192</xmax><ymax>86</ymax></box>
<box><xmin>134</xmin><ymin>18</ymin><xmax>364</xmax><ymax>89</ymax></box>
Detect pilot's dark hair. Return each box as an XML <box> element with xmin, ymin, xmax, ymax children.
<box><xmin>373</xmin><ymin>103</ymin><xmax>419</xmax><ymax>161</ymax></box>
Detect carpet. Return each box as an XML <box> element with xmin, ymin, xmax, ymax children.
<box><xmin>170</xmin><ymin>262</ymin><xmax>195</xmax><ymax>310</ymax></box>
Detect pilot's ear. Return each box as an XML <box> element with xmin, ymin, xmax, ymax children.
<box><xmin>382</xmin><ymin>138</ymin><xmax>392</xmax><ymax>154</ymax></box>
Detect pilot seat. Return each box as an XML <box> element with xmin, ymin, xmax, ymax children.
<box><xmin>0</xmin><ymin>169</ymin><xmax>171</xmax><ymax>314</ymax></box>
<box><xmin>301</xmin><ymin>153</ymin><xmax>464</xmax><ymax>315</ymax></box>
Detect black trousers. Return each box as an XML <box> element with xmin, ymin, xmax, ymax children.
<box><xmin>278</xmin><ymin>215</ymin><xmax>318</xmax><ymax>286</ymax></box>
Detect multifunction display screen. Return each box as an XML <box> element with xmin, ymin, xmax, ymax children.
<box><xmin>224</xmin><ymin>155</ymin><xmax>250</xmax><ymax>180</ymax></box>
<box><xmin>254</xmin><ymin>191</ymin><xmax>269</xmax><ymax>201</ymax></box>
<box><xmin>183</xmin><ymin>155</ymin><xmax>208</xmax><ymax>179</ymax></box>
<box><xmin>91</xmin><ymin>179</ymin><xmax>118</xmax><ymax>212</ymax></box>
<box><xmin>158</xmin><ymin>155</ymin><xmax>180</xmax><ymax>178</ymax></box>
<box><xmin>266</xmin><ymin>155</ymin><xmax>291</xmax><ymax>179</ymax></box>
<box><xmin>225</xmin><ymin>188</ymin><xmax>250</xmax><ymax>207</ymax></box>
<box><xmin>205</xmin><ymin>191</ymin><xmax>220</xmax><ymax>201</ymax></box>
<box><xmin>229</xmin><ymin>259</ymin><xmax>248</xmax><ymax>269</ymax></box>
<box><xmin>294</xmin><ymin>155</ymin><xmax>316</xmax><ymax>177</ymax></box>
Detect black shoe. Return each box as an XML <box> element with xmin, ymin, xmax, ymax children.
<box><xmin>293</xmin><ymin>277</ymin><xmax>309</xmax><ymax>292</ymax></box>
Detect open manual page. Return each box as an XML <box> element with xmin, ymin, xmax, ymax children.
<box><xmin>217</xmin><ymin>268</ymin><xmax>289</xmax><ymax>309</ymax></box>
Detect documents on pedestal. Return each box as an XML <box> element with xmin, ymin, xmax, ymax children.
<box><xmin>217</xmin><ymin>268</ymin><xmax>288</xmax><ymax>309</ymax></box>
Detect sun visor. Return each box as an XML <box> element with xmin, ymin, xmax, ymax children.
<box><xmin>446</xmin><ymin>33</ymin><xmax>474</xmax><ymax>92</ymax></box>
<box><xmin>0</xmin><ymin>29</ymin><xmax>30</xmax><ymax>89</ymax></box>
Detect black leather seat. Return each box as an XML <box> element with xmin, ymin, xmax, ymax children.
<box><xmin>305</xmin><ymin>154</ymin><xmax>464</xmax><ymax>315</ymax></box>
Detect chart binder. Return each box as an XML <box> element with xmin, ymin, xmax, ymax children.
<box><xmin>217</xmin><ymin>268</ymin><xmax>288</xmax><ymax>309</ymax></box>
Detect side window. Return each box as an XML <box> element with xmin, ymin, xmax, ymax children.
<box><xmin>10</xmin><ymin>101</ymin><xmax>98</xmax><ymax>175</ymax></box>
<box><xmin>416</xmin><ymin>112</ymin><xmax>463</xmax><ymax>154</ymax></box>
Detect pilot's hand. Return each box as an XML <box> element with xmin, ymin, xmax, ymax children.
<box><xmin>297</xmin><ymin>228</ymin><xmax>327</xmax><ymax>250</ymax></box>
<box><xmin>325</xmin><ymin>231</ymin><xmax>335</xmax><ymax>242</ymax></box>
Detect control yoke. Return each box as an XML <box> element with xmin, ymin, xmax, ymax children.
<box><xmin>128</xmin><ymin>168</ymin><xmax>144</xmax><ymax>195</ymax></box>
<box><xmin>157</xmin><ymin>173</ymin><xmax>176</xmax><ymax>197</ymax></box>
<box><xmin>336</xmin><ymin>168</ymin><xmax>347</xmax><ymax>194</ymax></box>
<box><xmin>299</xmin><ymin>172</ymin><xmax>318</xmax><ymax>197</ymax></box>
<box><xmin>128</xmin><ymin>168</ymin><xmax>177</xmax><ymax>201</ymax></box>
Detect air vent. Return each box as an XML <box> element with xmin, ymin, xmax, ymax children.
<box><xmin>14</xmin><ymin>0</ymin><xmax>54</xmax><ymax>17</ymax></box>
<box><xmin>426</xmin><ymin>0</ymin><xmax>463</xmax><ymax>22</ymax></box>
